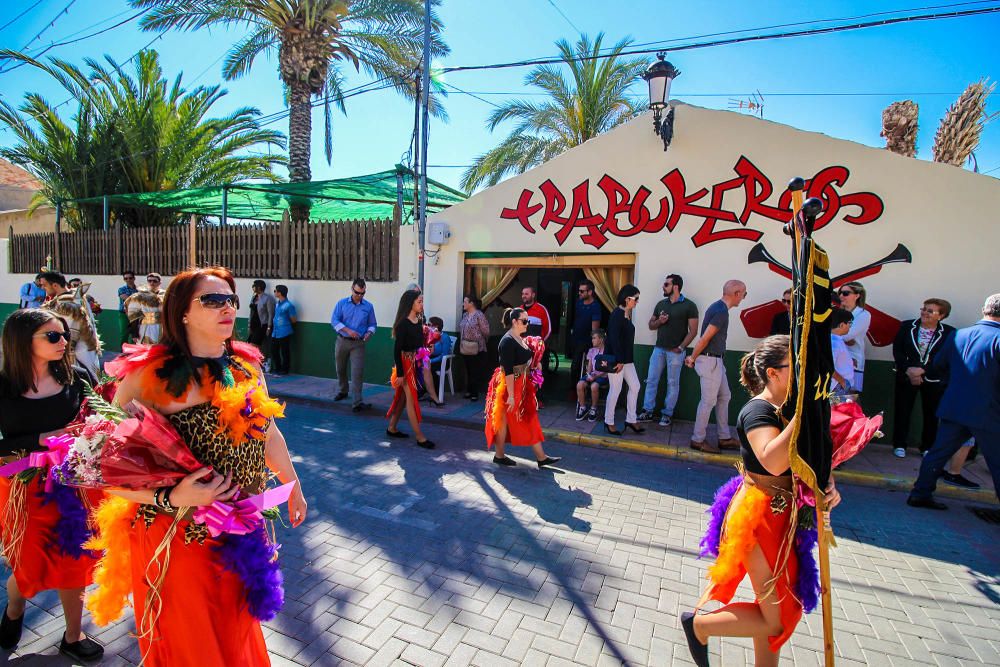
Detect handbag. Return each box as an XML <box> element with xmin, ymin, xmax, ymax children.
<box><xmin>594</xmin><ymin>354</ymin><xmax>616</xmax><ymax>373</ymax></box>
<box><xmin>460</xmin><ymin>339</ymin><xmax>479</xmax><ymax>356</ymax></box>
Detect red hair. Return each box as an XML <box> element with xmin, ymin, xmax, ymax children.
<box><xmin>160</xmin><ymin>266</ymin><xmax>238</xmax><ymax>360</ymax></box>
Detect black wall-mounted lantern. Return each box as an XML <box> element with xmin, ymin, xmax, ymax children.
<box><xmin>643</xmin><ymin>52</ymin><xmax>680</xmax><ymax>151</ymax></box>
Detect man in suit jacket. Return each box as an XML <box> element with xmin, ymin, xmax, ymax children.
<box><xmin>908</xmin><ymin>294</ymin><xmax>1000</xmax><ymax>508</ymax></box>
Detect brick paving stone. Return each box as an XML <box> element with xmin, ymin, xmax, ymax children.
<box><xmin>5</xmin><ymin>402</ymin><xmax>996</xmax><ymax>666</ymax></box>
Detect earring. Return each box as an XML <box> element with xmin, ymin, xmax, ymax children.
<box><xmin>183</xmin><ymin>317</ymin><xmax>189</xmax><ymax>324</ymax></box>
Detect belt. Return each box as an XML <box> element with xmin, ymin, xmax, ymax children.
<box><xmin>701</xmin><ymin>352</ymin><xmax>723</xmax><ymax>358</ymax></box>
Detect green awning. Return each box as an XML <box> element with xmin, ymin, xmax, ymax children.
<box><xmin>68</xmin><ymin>166</ymin><xmax>466</xmax><ymax>223</ymax></box>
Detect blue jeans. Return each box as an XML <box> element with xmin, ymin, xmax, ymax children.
<box><xmin>910</xmin><ymin>418</ymin><xmax>1000</xmax><ymax>503</ymax></box>
<box><xmin>642</xmin><ymin>347</ymin><xmax>685</xmax><ymax>416</ymax></box>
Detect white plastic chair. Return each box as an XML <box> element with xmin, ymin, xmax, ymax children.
<box><xmin>438</xmin><ymin>337</ymin><xmax>456</xmax><ymax>400</ymax></box>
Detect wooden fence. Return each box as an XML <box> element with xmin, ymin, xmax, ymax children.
<box><xmin>7</xmin><ymin>217</ymin><xmax>400</xmax><ymax>281</ymax></box>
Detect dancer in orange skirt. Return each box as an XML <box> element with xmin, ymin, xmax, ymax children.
<box><xmin>386</xmin><ymin>289</ymin><xmax>435</xmax><ymax>449</ymax></box>
<box><xmin>0</xmin><ymin>309</ymin><xmax>103</xmax><ymax>662</ymax></box>
<box><xmin>680</xmin><ymin>335</ymin><xmax>841</xmax><ymax>667</ymax></box>
<box><xmin>485</xmin><ymin>308</ymin><xmax>561</xmax><ymax>468</ymax></box>
<box><xmin>90</xmin><ymin>266</ymin><xmax>307</xmax><ymax>666</ymax></box>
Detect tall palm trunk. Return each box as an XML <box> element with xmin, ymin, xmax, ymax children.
<box><xmin>288</xmin><ymin>78</ymin><xmax>313</xmax><ymax>183</ymax></box>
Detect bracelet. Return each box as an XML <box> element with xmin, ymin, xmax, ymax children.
<box><xmin>162</xmin><ymin>485</ymin><xmax>176</xmax><ymax>511</ymax></box>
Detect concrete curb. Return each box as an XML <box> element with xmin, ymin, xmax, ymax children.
<box><xmin>274</xmin><ymin>390</ymin><xmax>998</xmax><ymax>506</ymax></box>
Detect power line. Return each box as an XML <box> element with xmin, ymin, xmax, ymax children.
<box><xmin>444</xmin><ymin>88</ymin><xmax>969</xmax><ymax>98</ymax></box>
<box><xmin>442</xmin><ymin>6</ymin><xmax>1000</xmax><ymax>73</ymax></box>
<box><xmin>16</xmin><ymin>0</ymin><xmax>77</xmax><ymax>52</ymax></box>
<box><xmin>595</xmin><ymin>1</ymin><xmax>1000</xmax><ymax>54</ymax></box>
<box><xmin>545</xmin><ymin>0</ymin><xmax>582</xmax><ymax>35</ymax></box>
<box><xmin>0</xmin><ymin>9</ymin><xmax>147</xmax><ymax>74</ymax></box>
<box><xmin>0</xmin><ymin>0</ymin><xmax>47</xmax><ymax>36</ymax></box>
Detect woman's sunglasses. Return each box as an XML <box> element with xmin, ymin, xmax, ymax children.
<box><xmin>193</xmin><ymin>293</ymin><xmax>240</xmax><ymax>310</ymax></box>
<box><xmin>838</xmin><ymin>290</ymin><xmax>855</xmax><ymax>296</ymax></box>
<box><xmin>35</xmin><ymin>330</ymin><xmax>71</xmax><ymax>344</ymax></box>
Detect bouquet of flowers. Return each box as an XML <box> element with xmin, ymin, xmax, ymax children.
<box><xmin>524</xmin><ymin>336</ymin><xmax>546</xmax><ymax>389</ymax></box>
<box><xmin>50</xmin><ymin>386</ymin><xmax>201</xmax><ymax>490</ymax></box>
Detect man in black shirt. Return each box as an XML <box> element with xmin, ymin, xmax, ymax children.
<box><xmin>770</xmin><ymin>288</ymin><xmax>792</xmax><ymax>335</ymax></box>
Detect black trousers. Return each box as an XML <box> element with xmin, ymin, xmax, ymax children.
<box><xmin>569</xmin><ymin>340</ymin><xmax>590</xmax><ymax>385</ymax></box>
<box><xmin>272</xmin><ymin>335</ymin><xmax>292</xmax><ymax>374</ymax></box>
<box><xmin>461</xmin><ymin>351</ymin><xmax>488</xmax><ymax>396</ymax></box>
<box><xmin>893</xmin><ymin>375</ymin><xmax>946</xmax><ymax>453</ymax></box>
<box><xmin>248</xmin><ymin>325</ymin><xmax>271</xmax><ymax>359</ymax></box>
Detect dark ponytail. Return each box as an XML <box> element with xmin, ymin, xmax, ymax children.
<box><xmin>502</xmin><ymin>307</ymin><xmax>526</xmax><ymax>329</ymax></box>
<box><xmin>739</xmin><ymin>334</ymin><xmax>790</xmax><ymax>395</ymax></box>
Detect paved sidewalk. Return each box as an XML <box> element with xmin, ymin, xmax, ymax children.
<box><xmin>3</xmin><ymin>401</ymin><xmax>998</xmax><ymax>666</ymax></box>
<box><xmin>264</xmin><ymin>373</ymin><xmax>997</xmax><ymax>504</ymax></box>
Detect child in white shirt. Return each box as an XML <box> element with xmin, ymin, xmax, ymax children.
<box><xmin>830</xmin><ymin>308</ymin><xmax>855</xmax><ymax>393</ymax></box>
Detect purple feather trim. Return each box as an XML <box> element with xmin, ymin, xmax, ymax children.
<box><xmin>39</xmin><ymin>481</ymin><xmax>94</xmax><ymax>559</ymax></box>
<box><xmin>698</xmin><ymin>475</ymin><xmax>743</xmax><ymax>559</ymax></box>
<box><xmin>794</xmin><ymin>526</ymin><xmax>820</xmax><ymax>614</ymax></box>
<box><xmin>213</xmin><ymin>525</ymin><xmax>284</xmax><ymax>621</ymax></box>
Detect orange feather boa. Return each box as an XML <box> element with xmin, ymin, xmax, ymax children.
<box><xmin>83</xmin><ymin>496</ymin><xmax>136</xmax><ymax>625</ymax></box>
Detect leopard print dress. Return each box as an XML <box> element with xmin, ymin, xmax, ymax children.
<box><xmin>135</xmin><ymin>402</ymin><xmax>269</xmax><ymax>543</ymax></box>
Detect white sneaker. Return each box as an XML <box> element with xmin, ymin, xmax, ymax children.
<box><xmin>659</xmin><ymin>415</ymin><xmax>671</xmax><ymax>427</ymax></box>
<box><xmin>893</xmin><ymin>447</ymin><xmax>906</xmax><ymax>459</ymax></box>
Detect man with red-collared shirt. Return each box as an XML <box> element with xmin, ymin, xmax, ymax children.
<box><xmin>521</xmin><ymin>286</ymin><xmax>551</xmax><ymax>341</ymax></box>
<box><xmin>521</xmin><ymin>286</ymin><xmax>551</xmax><ymax>407</ymax></box>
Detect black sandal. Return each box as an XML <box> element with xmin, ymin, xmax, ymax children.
<box><xmin>0</xmin><ymin>606</ymin><xmax>23</xmax><ymax>650</ymax></box>
<box><xmin>386</xmin><ymin>429</ymin><xmax>409</xmax><ymax>439</ymax></box>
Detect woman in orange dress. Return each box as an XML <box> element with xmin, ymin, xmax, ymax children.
<box><xmin>680</xmin><ymin>335</ymin><xmax>841</xmax><ymax>667</ymax></box>
<box><xmin>386</xmin><ymin>289</ymin><xmax>436</xmax><ymax>449</ymax></box>
<box><xmin>484</xmin><ymin>307</ymin><xmax>561</xmax><ymax>468</ymax></box>
<box><xmin>90</xmin><ymin>266</ymin><xmax>308</xmax><ymax>666</ymax></box>
<box><xmin>0</xmin><ymin>309</ymin><xmax>103</xmax><ymax>662</ymax></box>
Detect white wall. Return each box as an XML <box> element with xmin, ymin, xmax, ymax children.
<box><xmin>424</xmin><ymin>103</ymin><xmax>1000</xmax><ymax>360</ymax></box>
<box><xmin>1</xmin><ymin>224</ymin><xmax>420</xmax><ymax>326</ymax></box>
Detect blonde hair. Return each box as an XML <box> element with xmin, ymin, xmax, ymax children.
<box><xmin>842</xmin><ymin>281</ymin><xmax>866</xmax><ymax>308</ymax></box>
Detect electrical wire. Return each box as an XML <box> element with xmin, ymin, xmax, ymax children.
<box><xmin>13</xmin><ymin>0</ymin><xmax>77</xmax><ymax>53</ymax></box>
<box><xmin>441</xmin><ymin>6</ymin><xmax>1000</xmax><ymax>73</ymax></box>
<box><xmin>0</xmin><ymin>0</ymin><xmax>48</xmax><ymax>36</ymax></box>
<box><xmin>0</xmin><ymin>9</ymin><xmax>147</xmax><ymax>74</ymax></box>
<box><xmin>545</xmin><ymin>0</ymin><xmax>582</xmax><ymax>35</ymax></box>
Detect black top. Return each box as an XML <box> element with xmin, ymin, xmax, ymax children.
<box><xmin>0</xmin><ymin>367</ymin><xmax>93</xmax><ymax>456</ymax></box>
<box><xmin>498</xmin><ymin>333</ymin><xmax>533</xmax><ymax>375</ymax></box>
<box><xmin>394</xmin><ymin>318</ymin><xmax>424</xmax><ymax>375</ymax></box>
<box><xmin>605</xmin><ymin>307</ymin><xmax>635</xmax><ymax>365</ymax></box>
<box><xmin>737</xmin><ymin>398</ymin><xmax>791</xmax><ymax>477</ymax></box>
<box><xmin>892</xmin><ymin>319</ymin><xmax>955</xmax><ymax>383</ymax></box>
<box><xmin>769</xmin><ymin>310</ymin><xmax>791</xmax><ymax>336</ymax></box>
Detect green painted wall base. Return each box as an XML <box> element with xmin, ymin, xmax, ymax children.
<box><xmin>0</xmin><ymin>302</ymin><xmax>906</xmax><ymax>443</ymax></box>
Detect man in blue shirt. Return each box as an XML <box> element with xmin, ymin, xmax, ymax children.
<box><xmin>331</xmin><ymin>278</ymin><xmax>377</xmax><ymax>411</ymax></box>
<box><xmin>18</xmin><ymin>274</ymin><xmax>45</xmax><ymax>309</ymax></box>
<box><xmin>271</xmin><ymin>284</ymin><xmax>297</xmax><ymax>375</ymax></box>
<box><xmin>570</xmin><ymin>280</ymin><xmax>603</xmax><ymax>393</ymax></box>
<box><xmin>908</xmin><ymin>294</ymin><xmax>1000</xmax><ymax>509</ymax></box>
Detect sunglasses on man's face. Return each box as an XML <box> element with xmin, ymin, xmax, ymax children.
<box><xmin>781</xmin><ymin>298</ymin><xmax>791</xmax><ymax>304</ymax></box>
<box><xmin>35</xmin><ymin>330</ymin><xmax>71</xmax><ymax>344</ymax></box>
<box><xmin>353</xmin><ymin>290</ymin><xmax>365</xmax><ymax>297</ymax></box>
<box><xmin>193</xmin><ymin>293</ymin><xmax>240</xmax><ymax>310</ymax></box>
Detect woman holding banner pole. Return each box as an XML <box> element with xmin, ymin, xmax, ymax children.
<box><xmin>681</xmin><ymin>335</ymin><xmax>841</xmax><ymax>667</ymax></box>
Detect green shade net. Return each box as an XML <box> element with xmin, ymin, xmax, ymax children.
<box><xmin>69</xmin><ymin>166</ymin><xmax>466</xmax><ymax>223</ymax></box>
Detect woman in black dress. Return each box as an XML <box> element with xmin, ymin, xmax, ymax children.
<box><xmin>0</xmin><ymin>309</ymin><xmax>104</xmax><ymax>662</ymax></box>
<box><xmin>386</xmin><ymin>290</ymin><xmax>435</xmax><ymax>448</ymax></box>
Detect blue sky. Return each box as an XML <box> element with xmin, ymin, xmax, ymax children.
<box><xmin>2</xmin><ymin>0</ymin><xmax>998</xmax><ymax>191</ymax></box>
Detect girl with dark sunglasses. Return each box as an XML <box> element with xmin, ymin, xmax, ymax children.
<box><xmin>484</xmin><ymin>308</ymin><xmax>560</xmax><ymax>468</ymax></box>
<box><xmin>0</xmin><ymin>309</ymin><xmax>104</xmax><ymax>662</ymax></box>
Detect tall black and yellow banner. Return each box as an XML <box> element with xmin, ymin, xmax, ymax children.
<box><xmin>781</xmin><ymin>179</ymin><xmax>837</xmax><ymax>667</ymax></box>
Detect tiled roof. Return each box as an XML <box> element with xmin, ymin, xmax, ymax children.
<box><xmin>0</xmin><ymin>159</ymin><xmax>41</xmax><ymax>191</ymax></box>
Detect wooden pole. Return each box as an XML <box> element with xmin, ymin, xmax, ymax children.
<box><xmin>188</xmin><ymin>214</ymin><xmax>197</xmax><ymax>268</ymax></box>
<box><xmin>817</xmin><ymin>506</ymin><xmax>835</xmax><ymax>666</ymax></box>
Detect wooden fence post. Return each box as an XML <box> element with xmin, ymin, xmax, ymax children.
<box><xmin>280</xmin><ymin>210</ymin><xmax>291</xmax><ymax>279</ymax></box>
<box><xmin>188</xmin><ymin>215</ymin><xmax>197</xmax><ymax>268</ymax></box>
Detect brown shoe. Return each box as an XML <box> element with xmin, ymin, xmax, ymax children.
<box><xmin>717</xmin><ymin>437</ymin><xmax>740</xmax><ymax>451</ymax></box>
<box><xmin>690</xmin><ymin>440</ymin><xmax>721</xmax><ymax>454</ymax></box>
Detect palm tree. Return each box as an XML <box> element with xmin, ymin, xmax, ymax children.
<box><xmin>461</xmin><ymin>34</ymin><xmax>648</xmax><ymax>192</ymax></box>
<box><xmin>130</xmin><ymin>0</ymin><xmax>449</xmax><ymax>186</ymax></box>
<box><xmin>0</xmin><ymin>49</ymin><xmax>286</xmax><ymax>229</ymax></box>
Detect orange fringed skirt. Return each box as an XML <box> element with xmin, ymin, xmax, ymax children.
<box><xmin>387</xmin><ymin>354</ymin><xmax>422</xmax><ymax>423</ymax></box>
<box><xmin>0</xmin><ymin>475</ymin><xmax>98</xmax><ymax>599</ymax></box>
<box><xmin>698</xmin><ymin>479</ymin><xmax>801</xmax><ymax>652</ymax></box>
<box><xmin>128</xmin><ymin>513</ymin><xmax>269</xmax><ymax>666</ymax></box>
<box><xmin>484</xmin><ymin>367</ymin><xmax>544</xmax><ymax>447</ymax></box>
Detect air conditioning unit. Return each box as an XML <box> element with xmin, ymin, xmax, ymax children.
<box><xmin>428</xmin><ymin>221</ymin><xmax>451</xmax><ymax>245</ymax></box>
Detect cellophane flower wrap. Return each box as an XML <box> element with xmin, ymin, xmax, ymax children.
<box><xmin>50</xmin><ymin>384</ymin><xmax>200</xmax><ymax>490</ymax></box>
<box><xmin>524</xmin><ymin>336</ymin><xmax>546</xmax><ymax>389</ymax></box>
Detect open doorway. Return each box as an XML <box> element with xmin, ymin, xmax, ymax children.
<box><xmin>464</xmin><ymin>254</ymin><xmax>634</xmax><ymax>403</ymax></box>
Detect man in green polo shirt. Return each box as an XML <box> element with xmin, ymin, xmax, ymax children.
<box><xmin>638</xmin><ymin>274</ymin><xmax>699</xmax><ymax>426</ymax></box>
